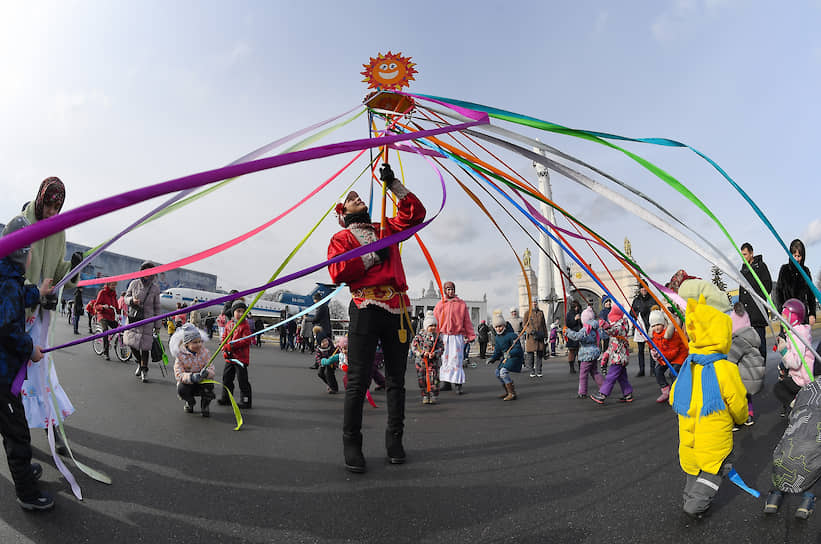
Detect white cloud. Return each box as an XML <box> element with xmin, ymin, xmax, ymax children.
<box><xmin>802</xmin><ymin>218</ymin><xmax>821</xmax><ymax>246</ymax></box>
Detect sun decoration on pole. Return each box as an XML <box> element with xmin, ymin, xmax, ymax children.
<box><xmin>361</xmin><ymin>51</ymin><xmax>417</xmax><ymax>91</ymax></box>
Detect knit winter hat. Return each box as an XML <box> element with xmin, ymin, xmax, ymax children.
<box><xmin>608</xmin><ymin>305</ymin><xmax>624</xmax><ymax>323</ymax></box>
<box><xmin>181</xmin><ymin>323</ymin><xmax>201</xmax><ymax>345</ymax></box>
<box><xmin>231</xmin><ymin>300</ymin><xmax>247</xmax><ymax>313</ymax></box>
<box><xmin>581</xmin><ymin>306</ymin><xmax>595</xmax><ymax>324</ymax></box>
<box><xmin>649</xmin><ymin>309</ymin><xmax>667</xmax><ymax>328</ymax></box>
<box><xmin>423</xmin><ymin>310</ymin><xmax>437</xmax><ymax>329</ymax></box>
<box><xmin>1</xmin><ymin>215</ymin><xmax>32</xmax><ymax>269</ymax></box>
<box><xmin>492</xmin><ymin>310</ymin><xmax>505</xmax><ymax>327</ymax></box>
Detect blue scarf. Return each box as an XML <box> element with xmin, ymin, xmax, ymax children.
<box><xmin>672</xmin><ymin>353</ymin><xmax>727</xmax><ymax>417</ymax></box>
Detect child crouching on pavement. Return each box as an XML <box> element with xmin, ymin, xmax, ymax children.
<box><xmin>487</xmin><ymin>310</ymin><xmax>523</xmax><ymax>401</ymax></box>
<box><xmin>0</xmin><ymin>216</ymin><xmax>54</xmax><ymax>511</ymax></box>
<box><xmin>218</xmin><ymin>300</ymin><xmax>253</xmax><ymax>409</ymax></box>
<box><xmin>171</xmin><ymin>323</ymin><xmax>215</xmax><ymax>417</ymax></box>
<box><xmin>648</xmin><ymin>306</ymin><xmax>688</xmax><ymax>404</ymax></box>
<box><xmin>670</xmin><ymin>280</ymin><xmax>748</xmax><ymax>519</ymax></box>
<box><xmin>727</xmin><ymin>303</ymin><xmax>764</xmax><ymax>427</ymax></box>
<box><xmin>565</xmin><ymin>306</ymin><xmax>603</xmax><ymax>399</ymax></box>
<box><xmin>411</xmin><ymin>311</ymin><xmax>444</xmax><ymax>405</ymax></box>
<box><xmin>590</xmin><ymin>304</ymin><xmax>633</xmax><ymax>404</ymax></box>
<box><xmin>316</xmin><ymin>332</ymin><xmax>338</xmax><ymax>394</ymax></box>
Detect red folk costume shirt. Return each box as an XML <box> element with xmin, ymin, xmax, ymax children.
<box><xmin>327</xmin><ymin>190</ymin><xmax>425</xmax><ymax>314</ymax></box>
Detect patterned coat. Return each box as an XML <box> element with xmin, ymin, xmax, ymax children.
<box><xmin>123</xmin><ymin>277</ymin><xmax>162</xmax><ymax>351</ymax></box>
<box><xmin>601</xmin><ymin>316</ymin><xmax>630</xmax><ymax>366</ymax></box>
<box><xmin>412</xmin><ymin>330</ymin><xmax>444</xmax><ymax>368</ymax></box>
<box><xmin>173</xmin><ymin>347</ymin><xmax>215</xmax><ymax>385</ymax></box>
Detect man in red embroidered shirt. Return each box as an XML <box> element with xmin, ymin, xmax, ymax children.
<box><xmin>327</xmin><ymin>163</ymin><xmax>425</xmax><ymax>473</ymax></box>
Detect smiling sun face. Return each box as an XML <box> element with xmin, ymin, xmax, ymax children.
<box><xmin>361</xmin><ymin>52</ymin><xmax>417</xmax><ymax>90</ymax></box>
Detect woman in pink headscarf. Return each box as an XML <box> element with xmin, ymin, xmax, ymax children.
<box><xmin>433</xmin><ymin>281</ymin><xmax>476</xmax><ymax>394</ymax></box>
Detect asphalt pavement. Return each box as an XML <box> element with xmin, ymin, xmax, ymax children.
<box><xmin>0</xmin><ymin>321</ymin><xmax>819</xmax><ymax>543</ymax></box>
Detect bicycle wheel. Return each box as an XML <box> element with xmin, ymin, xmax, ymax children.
<box><xmin>91</xmin><ymin>325</ymin><xmax>104</xmax><ymax>356</ymax></box>
<box><xmin>114</xmin><ymin>335</ymin><xmax>132</xmax><ymax>362</ymax></box>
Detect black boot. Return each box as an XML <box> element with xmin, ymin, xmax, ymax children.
<box><xmin>385</xmin><ymin>429</ymin><xmax>406</xmax><ymax>464</ymax></box>
<box><xmin>200</xmin><ymin>389</ymin><xmax>214</xmax><ymax>417</ymax></box>
<box><xmin>569</xmin><ymin>361</ymin><xmax>576</xmax><ymax>374</ymax></box>
<box><xmin>343</xmin><ymin>433</ymin><xmax>366</xmax><ymax>473</ymax></box>
<box><xmin>46</xmin><ymin>428</ymin><xmax>67</xmax><ymax>456</ymax></box>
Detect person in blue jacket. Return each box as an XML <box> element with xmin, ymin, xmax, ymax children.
<box><xmin>0</xmin><ymin>216</ymin><xmax>55</xmax><ymax>510</ymax></box>
<box><xmin>487</xmin><ymin>310</ymin><xmax>523</xmax><ymax>401</ymax></box>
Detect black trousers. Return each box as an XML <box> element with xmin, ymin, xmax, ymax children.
<box><xmin>344</xmin><ymin>302</ymin><xmax>408</xmax><ymax>439</ymax></box>
<box><xmin>479</xmin><ymin>341</ymin><xmax>488</xmax><ymax>358</ymax></box>
<box><xmin>774</xmin><ymin>377</ymin><xmax>802</xmax><ymax>409</ymax></box>
<box><xmin>753</xmin><ymin>326</ymin><xmax>767</xmax><ymax>359</ymax></box>
<box><xmin>177</xmin><ymin>382</ymin><xmax>215</xmax><ymax>402</ymax></box>
<box><xmin>0</xmin><ymin>387</ymin><xmax>38</xmax><ymax>500</ymax></box>
<box><xmin>99</xmin><ymin>319</ymin><xmax>118</xmax><ymax>352</ymax></box>
<box><xmin>221</xmin><ymin>362</ymin><xmax>252</xmax><ymax>402</ymax></box>
<box><xmin>318</xmin><ymin>365</ymin><xmax>338</xmax><ymax>392</ymax></box>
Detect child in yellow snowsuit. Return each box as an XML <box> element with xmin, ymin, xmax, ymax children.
<box><xmin>670</xmin><ymin>280</ymin><xmax>749</xmax><ymax>518</ymax></box>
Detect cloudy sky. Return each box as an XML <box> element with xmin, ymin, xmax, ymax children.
<box><xmin>2</xmin><ymin>0</ymin><xmax>820</xmax><ymax>316</ymax></box>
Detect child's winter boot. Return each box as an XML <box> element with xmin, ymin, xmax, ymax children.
<box><xmin>503</xmin><ymin>383</ymin><xmax>517</xmax><ymax>401</ymax></box>
<box><xmin>656</xmin><ymin>386</ymin><xmax>670</xmax><ymax>403</ymax></box>
<box><xmin>763</xmin><ymin>490</ymin><xmax>784</xmax><ymax>514</ymax></box>
<box><xmin>796</xmin><ymin>492</ymin><xmax>816</xmax><ymax>519</ymax></box>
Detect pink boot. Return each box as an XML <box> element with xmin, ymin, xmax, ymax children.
<box><xmin>656</xmin><ymin>386</ymin><xmax>670</xmax><ymax>403</ymax></box>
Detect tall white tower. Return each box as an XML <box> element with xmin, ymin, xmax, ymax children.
<box><xmin>532</xmin><ymin>146</ymin><xmax>567</xmax><ymax>322</ymax></box>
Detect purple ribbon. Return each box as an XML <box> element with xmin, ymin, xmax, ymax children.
<box><xmin>0</xmin><ymin>116</ymin><xmax>485</xmax><ymax>260</ymax></box>
<box><xmin>11</xmin><ymin>364</ymin><xmax>27</xmax><ymax>395</ymax></box>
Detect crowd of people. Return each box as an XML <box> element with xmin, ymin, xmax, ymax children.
<box><xmin>2</xmin><ymin>171</ymin><xmax>821</xmax><ymax>522</ymax></box>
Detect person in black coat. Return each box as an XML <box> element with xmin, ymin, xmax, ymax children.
<box><xmin>311</xmin><ymin>293</ymin><xmax>332</xmax><ymax>339</ymax></box>
<box><xmin>565</xmin><ymin>299</ymin><xmax>582</xmax><ymax>374</ymax></box>
<box><xmin>739</xmin><ymin>242</ymin><xmax>773</xmax><ymax>357</ymax></box>
<box><xmin>476</xmin><ymin>320</ymin><xmax>490</xmax><ymax>358</ymax></box>
<box><xmin>72</xmin><ymin>287</ymin><xmax>84</xmax><ymax>335</ymax></box>
<box><xmin>631</xmin><ymin>286</ymin><xmax>654</xmax><ymax>377</ymax></box>
<box><xmin>774</xmin><ymin>238</ymin><xmax>816</xmax><ymax>326</ymax></box>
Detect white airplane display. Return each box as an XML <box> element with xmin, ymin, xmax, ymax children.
<box><xmin>159</xmin><ymin>287</ymin><xmax>299</xmax><ymax>321</ymax></box>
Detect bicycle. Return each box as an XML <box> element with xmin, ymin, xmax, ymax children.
<box><xmin>92</xmin><ymin>322</ymin><xmax>132</xmax><ymax>362</ymax></box>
